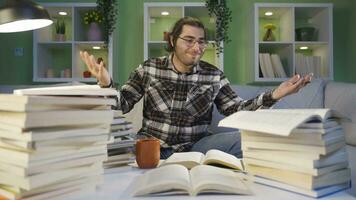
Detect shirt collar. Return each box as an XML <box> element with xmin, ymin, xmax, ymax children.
<box><xmin>167</xmin><ymin>54</ymin><xmax>202</xmax><ymax>74</ymax></box>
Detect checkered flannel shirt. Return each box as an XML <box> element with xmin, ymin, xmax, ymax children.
<box><xmin>114</xmin><ymin>54</ymin><xmax>277</xmax><ymax>152</ymax></box>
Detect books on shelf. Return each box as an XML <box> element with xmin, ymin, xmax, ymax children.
<box><xmin>160</xmin><ymin>149</ymin><xmax>244</xmax><ymax>171</ymax></box>
<box><xmin>133</xmin><ymin>164</ymin><xmax>252</xmax><ymax>196</ymax></box>
<box><xmin>218</xmin><ymin>108</ymin><xmax>351</xmax><ymax>198</ymax></box>
<box><xmin>295</xmin><ymin>53</ymin><xmax>323</xmax><ymax>78</ymax></box>
<box><xmin>259</xmin><ymin>53</ymin><xmax>287</xmax><ymax>78</ymax></box>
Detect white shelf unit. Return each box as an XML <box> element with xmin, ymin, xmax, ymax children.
<box><xmin>144</xmin><ymin>2</ymin><xmax>224</xmax><ymax>70</ymax></box>
<box><xmin>33</xmin><ymin>3</ymin><xmax>113</xmax><ymax>82</ymax></box>
<box><xmin>254</xmin><ymin>3</ymin><xmax>333</xmax><ymax>82</ymax></box>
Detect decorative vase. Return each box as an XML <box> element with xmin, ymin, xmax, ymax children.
<box><xmin>87</xmin><ymin>22</ymin><xmax>102</xmax><ymax>41</ymax></box>
<box><xmin>263</xmin><ymin>28</ymin><xmax>276</xmax><ymax>41</ymax></box>
<box><xmin>83</xmin><ymin>70</ymin><xmax>91</xmax><ymax>78</ymax></box>
<box><xmin>55</xmin><ymin>34</ymin><xmax>66</xmax><ymax>41</ymax></box>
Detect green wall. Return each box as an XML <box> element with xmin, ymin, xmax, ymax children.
<box><xmin>0</xmin><ymin>0</ymin><xmax>355</xmax><ymax>86</ymax></box>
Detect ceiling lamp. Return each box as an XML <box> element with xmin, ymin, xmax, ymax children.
<box><xmin>0</xmin><ymin>0</ymin><xmax>53</xmax><ymax>33</ymax></box>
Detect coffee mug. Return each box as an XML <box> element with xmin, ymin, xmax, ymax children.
<box><xmin>135</xmin><ymin>138</ymin><xmax>160</xmax><ymax>169</ymax></box>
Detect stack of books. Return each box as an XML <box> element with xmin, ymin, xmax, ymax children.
<box><xmin>219</xmin><ymin>109</ymin><xmax>351</xmax><ymax>198</ymax></box>
<box><xmin>104</xmin><ymin>110</ymin><xmax>136</xmax><ymax>169</ymax></box>
<box><xmin>0</xmin><ymin>85</ymin><xmax>117</xmax><ymax>200</ymax></box>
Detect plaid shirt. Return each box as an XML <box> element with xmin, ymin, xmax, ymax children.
<box><xmin>115</xmin><ymin>54</ymin><xmax>277</xmax><ymax>152</ymax></box>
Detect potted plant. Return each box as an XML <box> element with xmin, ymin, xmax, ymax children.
<box><xmin>96</xmin><ymin>0</ymin><xmax>118</xmax><ymax>46</ymax></box>
<box><xmin>83</xmin><ymin>10</ymin><xmax>103</xmax><ymax>41</ymax></box>
<box><xmin>263</xmin><ymin>23</ymin><xmax>277</xmax><ymax>41</ymax></box>
<box><xmin>55</xmin><ymin>20</ymin><xmax>66</xmax><ymax>41</ymax></box>
<box><xmin>205</xmin><ymin>0</ymin><xmax>232</xmax><ymax>55</ymax></box>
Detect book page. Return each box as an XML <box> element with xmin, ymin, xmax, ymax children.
<box><xmin>189</xmin><ymin>165</ymin><xmax>252</xmax><ymax>196</ymax></box>
<box><xmin>258</xmin><ymin>109</ymin><xmax>332</xmax><ymax>119</ymax></box>
<box><xmin>133</xmin><ymin>164</ymin><xmax>191</xmax><ymax>196</ymax></box>
<box><xmin>203</xmin><ymin>149</ymin><xmax>244</xmax><ymax>171</ymax></box>
<box><xmin>160</xmin><ymin>152</ymin><xmax>204</xmax><ymax>169</ymax></box>
<box><xmin>218</xmin><ymin>110</ymin><xmax>331</xmax><ymax>136</ymax></box>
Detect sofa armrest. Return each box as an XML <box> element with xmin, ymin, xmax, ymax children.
<box><xmin>325</xmin><ymin>81</ymin><xmax>356</xmax><ymax>146</ymax></box>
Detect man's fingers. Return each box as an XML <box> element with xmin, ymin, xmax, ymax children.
<box><xmin>288</xmin><ymin>74</ymin><xmax>301</xmax><ymax>84</ymax></box>
<box><xmin>81</xmin><ymin>51</ymin><xmax>95</xmax><ymax>72</ymax></box>
<box><xmin>89</xmin><ymin>55</ymin><xmax>99</xmax><ymax>73</ymax></box>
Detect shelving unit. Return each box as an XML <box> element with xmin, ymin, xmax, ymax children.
<box><xmin>254</xmin><ymin>3</ymin><xmax>333</xmax><ymax>82</ymax></box>
<box><xmin>33</xmin><ymin>3</ymin><xmax>113</xmax><ymax>82</ymax></box>
<box><xmin>144</xmin><ymin>3</ymin><xmax>223</xmax><ymax>70</ymax></box>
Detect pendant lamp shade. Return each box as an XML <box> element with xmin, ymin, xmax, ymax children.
<box><xmin>0</xmin><ymin>0</ymin><xmax>53</xmax><ymax>33</ymax></box>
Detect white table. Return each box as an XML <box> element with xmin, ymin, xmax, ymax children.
<box><xmin>72</xmin><ymin>166</ymin><xmax>356</xmax><ymax>200</ymax></box>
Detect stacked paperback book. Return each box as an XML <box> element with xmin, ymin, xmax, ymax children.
<box><xmin>0</xmin><ymin>85</ymin><xmax>117</xmax><ymax>200</ymax></box>
<box><xmin>104</xmin><ymin>110</ymin><xmax>136</xmax><ymax>168</ymax></box>
<box><xmin>219</xmin><ymin>109</ymin><xmax>351</xmax><ymax>198</ymax></box>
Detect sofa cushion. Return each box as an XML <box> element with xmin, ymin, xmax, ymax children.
<box><xmin>209</xmin><ymin>79</ymin><xmax>325</xmax><ymax>133</ymax></box>
<box><xmin>325</xmin><ymin>81</ymin><xmax>356</xmax><ymax>146</ymax></box>
<box><xmin>209</xmin><ymin>85</ymin><xmax>271</xmax><ymax>133</ymax></box>
<box><xmin>272</xmin><ymin>78</ymin><xmax>325</xmax><ymax>109</ymax></box>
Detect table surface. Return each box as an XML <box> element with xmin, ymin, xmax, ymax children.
<box><xmin>71</xmin><ymin>166</ymin><xmax>356</xmax><ymax>200</ymax></box>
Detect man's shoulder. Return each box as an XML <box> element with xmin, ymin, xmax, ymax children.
<box><xmin>143</xmin><ymin>56</ymin><xmax>168</xmax><ymax>67</ymax></box>
<box><xmin>198</xmin><ymin>60</ymin><xmax>222</xmax><ymax>74</ymax></box>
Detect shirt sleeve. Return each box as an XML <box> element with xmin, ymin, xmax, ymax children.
<box><xmin>113</xmin><ymin>64</ymin><xmax>145</xmax><ymax>114</ymax></box>
<box><xmin>214</xmin><ymin>74</ymin><xmax>278</xmax><ymax>116</ymax></box>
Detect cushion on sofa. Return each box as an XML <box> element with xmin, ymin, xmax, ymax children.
<box><xmin>325</xmin><ymin>81</ymin><xmax>356</xmax><ymax>146</ymax></box>
<box><xmin>209</xmin><ymin>79</ymin><xmax>325</xmax><ymax>133</ymax></box>
<box><xmin>209</xmin><ymin>85</ymin><xmax>271</xmax><ymax>133</ymax></box>
<box><xmin>272</xmin><ymin>78</ymin><xmax>325</xmax><ymax>109</ymax></box>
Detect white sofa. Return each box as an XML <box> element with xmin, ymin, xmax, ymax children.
<box><xmin>122</xmin><ymin>79</ymin><xmax>356</xmax><ymax>197</ymax></box>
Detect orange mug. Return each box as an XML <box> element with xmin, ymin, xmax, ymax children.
<box><xmin>135</xmin><ymin>138</ymin><xmax>160</xmax><ymax>169</ymax></box>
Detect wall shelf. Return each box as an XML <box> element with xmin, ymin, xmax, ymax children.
<box><xmin>33</xmin><ymin>3</ymin><xmax>113</xmax><ymax>82</ymax></box>
<box><xmin>254</xmin><ymin>3</ymin><xmax>333</xmax><ymax>82</ymax></box>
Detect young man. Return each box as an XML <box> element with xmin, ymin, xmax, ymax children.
<box><xmin>80</xmin><ymin>17</ymin><xmax>312</xmax><ymax>158</ymax></box>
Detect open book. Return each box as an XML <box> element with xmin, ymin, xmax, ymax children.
<box><xmin>218</xmin><ymin>109</ymin><xmax>346</xmax><ymax>136</ymax></box>
<box><xmin>160</xmin><ymin>149</ymin><xmax>244</xmax><ymax>170</ymax></box>
<box><xmin>133</xmin><ymin>164</ymin><xmax>252</xmax><ymax>196</ymax></box>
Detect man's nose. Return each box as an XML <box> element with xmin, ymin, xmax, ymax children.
<box><xmin>191</xmin><ymin>42</ymin><xmax>201</xmax><ymax>52</ymax></box>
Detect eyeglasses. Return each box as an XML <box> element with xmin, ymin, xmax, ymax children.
<box><xmin>178</xmin><ymin>36</ymin><xmax>208</xmax><ymax>49</ymax></box>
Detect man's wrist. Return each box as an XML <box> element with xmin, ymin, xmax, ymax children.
<box><xmin>98</xmin><ymin>79</ymin><xmax>113</xmax><ymax>88</ymax></box>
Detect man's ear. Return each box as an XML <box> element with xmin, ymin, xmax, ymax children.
<box><xmin>170</xmin><ymin>36</ymin><xmax>174</xmax><ymax>49</ymax></box>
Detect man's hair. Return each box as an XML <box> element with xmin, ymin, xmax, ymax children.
<box><xmin>165</xmin><ymin>17</ymin><xmax>206</xmax><ymax>52</ymax></box>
